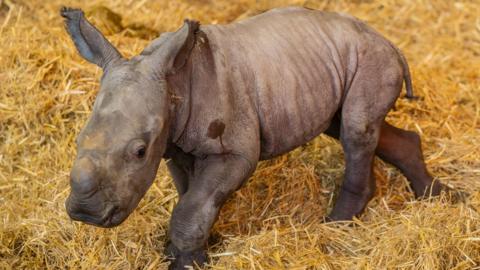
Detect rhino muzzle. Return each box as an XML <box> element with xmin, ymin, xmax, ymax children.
<box><xmin>66</xmin><ymin>157</ymin><xmax>125</xmax><ymax>228</ymax></box>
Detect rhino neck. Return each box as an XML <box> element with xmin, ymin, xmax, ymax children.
<box><xmin>166</xmin><ymin>29</ymin><xmax>208</xmax><ymax>145</ymax></box>
<box><xmin>166</xmin><ymin>58</ymin><xmax>192</xmax><ymax>145</ymax></box>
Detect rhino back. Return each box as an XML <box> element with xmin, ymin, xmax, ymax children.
<box><xmin>200</xmin><ymin>7</ymin><xmax>383</xmax><ymax>159</ymax></box>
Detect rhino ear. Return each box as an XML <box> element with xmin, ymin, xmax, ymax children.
<box><xmin>144</xmin><ymin>20</ymin><xmax>199</xmax><ymax>74</ymax></box>
<box><xmin>61</xmin><ymin>7</ymin><xmax>123</xmax><ymax>70</ymax></box>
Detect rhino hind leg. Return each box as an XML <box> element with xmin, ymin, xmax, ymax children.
<box><xmin>327</xmin><ymin>115</ymin><xmax>381</xmax><ymax>221</ymax></box>
<box><xmin>375</xmin><ymin>125</ymin><xmax>468</xmax><ymax>203</ymax></box>
<box><xmin>327</xmin><ymin>60</ymin><xmax>405</xmax><ymax>220</ymax></box>
<box><xmin>327</xmin><ymin>119</ymin><xmax>444</xmax><ymax>199</ymax></box>
<box><xmin>375</xmin><ymin>122</ymin><xmax>444</xmax><ymax>198</ymax></box>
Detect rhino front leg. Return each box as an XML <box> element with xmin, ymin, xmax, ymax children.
<box><xmin>166</xmin><ymin>160</ymin><xmax>189</xmax><ymax>196</ymax></box>
<box><xmin>166</xmin><ymin>154</ymin><xmax>256</xmax><ymax>269</ymax></box>
<box><xmin>165</xmin><ymin>145</ymin><xmax>195</xmax><ymax>197</ymax></box>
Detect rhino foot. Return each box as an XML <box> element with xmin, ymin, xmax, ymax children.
<box><xmin>165</xmin><ymin>242</ymin><xmax>207</xmax><ymax>270</ymax></box>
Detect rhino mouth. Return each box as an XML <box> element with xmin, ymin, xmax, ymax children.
<box><xmin>66</xmin><ymin>195</ymin><xmax>125</xmax><ymax>228</ymax></box>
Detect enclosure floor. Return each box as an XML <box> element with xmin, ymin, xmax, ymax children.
<box><xmin>0</xmin><ymin>0</ymin><xmax>479</xmax><ymax>269</ymax></box>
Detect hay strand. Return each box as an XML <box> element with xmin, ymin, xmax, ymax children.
<box><xmin>0</xmin><ymin>0</ymin><xmax>479</xmax><ymax>269</ymax></box>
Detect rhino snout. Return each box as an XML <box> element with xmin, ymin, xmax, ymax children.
<box><xmin>66</xmin><ymin>157</ymin><xmax>124</xmax><ymax>228</ymax></box>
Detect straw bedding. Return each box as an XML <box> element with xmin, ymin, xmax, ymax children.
<box><xmin>0</xmin><ymin>0</ymin><xmax>479</xmax><ymax>269</ymax></box>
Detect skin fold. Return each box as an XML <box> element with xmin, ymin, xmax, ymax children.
<box><xmin>61</xmin><ymin>6</ymin><xmax>445</xmax><ymax>269</ymax></box>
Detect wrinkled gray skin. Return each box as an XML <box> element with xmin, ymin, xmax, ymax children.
<box><xmin>62</xmin><ymin>6</ymin><xmax>445</xmax><ymax>269</ymax></box>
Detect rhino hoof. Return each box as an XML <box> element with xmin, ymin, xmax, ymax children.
<box><xmin>165</xmin><ymin>242</ymin><xmax>207</xmax><ymax>270</ymax></box>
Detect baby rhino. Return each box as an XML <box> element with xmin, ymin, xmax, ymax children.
<box><xmin>62</xmin><ymin>6</ymin><xmax>445</xmax><ymax>269</ymax></box>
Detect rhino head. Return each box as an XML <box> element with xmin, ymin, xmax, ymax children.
<box><xmin>61</xmin><ymin>7</ymin><xmax>197</xmax><ymax>227</ymax></box>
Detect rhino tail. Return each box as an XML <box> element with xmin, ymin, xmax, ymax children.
<box><xmin>398</xmin><ymin>51</ymin><xmax>415</xmax><ymax>99</ymax></box>
<box><xmin>387</xmin><ymin>41</ymin><xmax>416</xmax><ymax>99</ymax></box>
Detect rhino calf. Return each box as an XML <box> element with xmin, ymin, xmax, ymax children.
<box><xmin>61</xmin><ymin>6</ymin><xmax>445</xmax><ymax>269</ymax></box>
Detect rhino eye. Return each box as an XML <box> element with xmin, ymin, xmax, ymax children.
<box><xmin>128</xmin><ymin>139</ymin><xmax>147</xmax><ymax>160</ymax></box>
<box><xmin>136</xmin><ymin>146</ymin><xmax>146</xmax><ymax>159</ymax></box>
